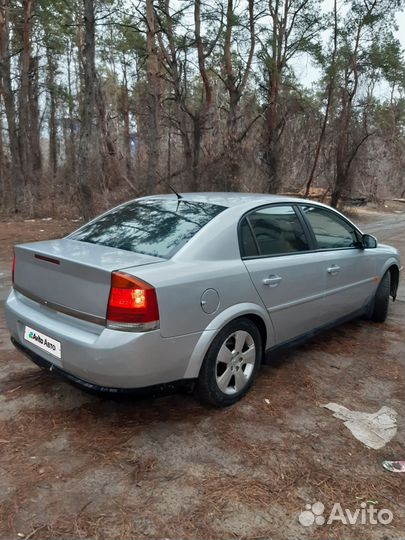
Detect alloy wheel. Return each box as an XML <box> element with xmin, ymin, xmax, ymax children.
<box><xmin>215</xmin><ymin>330</ymin><xmax>256</xmax><ymax>395</ymax></box>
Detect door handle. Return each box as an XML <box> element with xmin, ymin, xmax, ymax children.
<box><xmin>263</xmin><ymin>275</ymin><xmax>283</xmax><ymax>287</ymax></box>
<box><xmin>327</xmin><ymin>265</ymin><xmax>341</xmax><ymax>275</ymax></box>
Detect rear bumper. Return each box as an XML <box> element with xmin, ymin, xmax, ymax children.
<box><xmin>11</xmin><ymin>338</ymin><xmax>193</xmax><ymax>395</ymax></box>
<box><xmin>5</xmin><ymin>288</ymin><xmax>202</xmax><ymax>388</ymax></box>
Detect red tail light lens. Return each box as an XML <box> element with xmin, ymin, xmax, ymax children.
<box><xmin>107</xmin><ymin>272</ymin><xmax>159</xmax><ymax>329</ymax></box>
<box><xmin>12</xmin><ymin>253</ymin><xmax>16</xmax><ymax>284</ymax></box>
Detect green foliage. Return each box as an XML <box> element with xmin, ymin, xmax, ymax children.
<box><xmin>369</xmin><ymin>35</ymin><xmax>405</xmax><ymax>89</ymax></box>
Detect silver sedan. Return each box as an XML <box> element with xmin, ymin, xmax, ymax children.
<box><xmin>5</xmin><ymin>193</ymin><xmax>401</xmax><ymax>406</ymax></box>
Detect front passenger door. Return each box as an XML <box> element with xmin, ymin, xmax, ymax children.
<box><xmin>241</xmin><ymin>205</ymin><xmax>326</xmax><ymax>345</ymax></box>
<box><xmin>298</xmin><ymin>205</ymin><xmax>377</xmax><ymax>322</ymax></box>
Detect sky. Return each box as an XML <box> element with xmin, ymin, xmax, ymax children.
<box><xmin>397</xmin><ymin>10</ymin><xmax>405</xmax><ymax>48</ymax></box>
<box><xmin>292</xmin><ymin>2</ymin><xmax>405</xmax><ymax>96</ymax></box>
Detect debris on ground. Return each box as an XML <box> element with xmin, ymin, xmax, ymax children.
<box><xmin>322</xmin><ymin>403</ymin><xmax>397</xmax><ymax>450</ymax></box>
<box><xmin>382</xmin><ymin>460</ymin><xmax>405</xmax><ymax>473</ymax></box>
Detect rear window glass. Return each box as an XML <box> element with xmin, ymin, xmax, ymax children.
<box><xmin>68</xmin><ymin>199</ymin><xmax>226</xmax><ymax>258</ymax></box>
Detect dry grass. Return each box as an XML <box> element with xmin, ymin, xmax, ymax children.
<box><xmin>0</xmin><ymin>216</ymin><xmax>404</xmax><ymax>540</ymax></box>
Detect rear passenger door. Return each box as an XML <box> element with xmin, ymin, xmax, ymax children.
<box><xmin>297</xmin><ymin>204</ymin><xmax>377</xmax><ymax>322</ymax></box>
<box><xmin>240</xmin><ymin>204</ymin><xmax>326</xmax><ymax>345</ymax></box>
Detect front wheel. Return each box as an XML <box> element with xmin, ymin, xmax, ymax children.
<box><xmin>371</xmin><ymin>271</ymin><xmax>391</xmax><ymax>323</ymax></box>
<box><xmin>197</xmin><ymin>317</ymin><xmax>262</xmax><ymax>407</ymax></box>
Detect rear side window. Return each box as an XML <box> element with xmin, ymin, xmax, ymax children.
<box><xmin>243</xmin><ymin>205</ymin><xmax>309</xmax><ymax>257</ymax></box>
<box><xmin>240</xmin><ymin>218</ymin><xmax>259</xmax><ymax>257</ymax></box>
<box><xmin>69</xmin><ymin>199</ymin><xmax>226</xmax><ymax>258</ymax></box>
<box><xmin>301</xmin><ymin>206</ymin><xmax>358</xmax><ymax>249</ymax></box>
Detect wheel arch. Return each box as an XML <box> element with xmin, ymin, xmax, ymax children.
<box><xmin>379</xmin><ymin>258</ymin><xmax>400</xmax><ymax>301</ymax></box>
<box><xmin>243</xmin><ymin>313</ymin><xmax>267</xmax><ymax>351</ymax></box>
<box><xmin>388</xmin><ymin>264</ymin><xmax>400</xmax><ymax>300</ymax></box>
<box><xmin>183</xmin><ymin>303</ymin><xmax>273</xmax><ymax>379</ymax></box>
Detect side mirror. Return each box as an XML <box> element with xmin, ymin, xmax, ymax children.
<box><xmin>362</xmin><ymin>233</ymin><xmax>377</xmax><ymax>249</ymax></box>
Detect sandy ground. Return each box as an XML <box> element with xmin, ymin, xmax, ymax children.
<box><xmin>0</xmin><ymin>207</ymin><xmax>404</xmax><ymax>540</ymax></box>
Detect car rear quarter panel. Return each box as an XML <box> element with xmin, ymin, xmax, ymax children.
<box><xmin>130</xmin><ymin>258</ymin><xmax>275</xmax><ymax>344</ymax></box>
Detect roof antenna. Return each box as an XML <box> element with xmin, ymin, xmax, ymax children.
<box><xmin>169</xmin><ymin>184</ymin><xmax>183</xmax><ymax>200</ymax></box>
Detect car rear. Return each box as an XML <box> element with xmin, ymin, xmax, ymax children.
<box><xmin>5</xmin><ymin>197</ymin><xmax>227</xmax><ymax>389</ymax></box>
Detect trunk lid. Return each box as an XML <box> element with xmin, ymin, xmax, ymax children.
<box><xmin>14</xmin><ymin>239</ymin><xmax>164</xmax><ymax>321</ymax></box>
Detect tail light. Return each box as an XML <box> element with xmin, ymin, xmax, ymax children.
<box><xmin>12</xmin><ymin>253</ymin><xmax>16</xmax><ymax>285</ymax></box>
<box><xmin>107</xmin><ymin>272</ymin><xmax>159</xmax><ymax>331</ymax></box>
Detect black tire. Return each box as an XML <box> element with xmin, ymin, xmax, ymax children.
<box><xmin>371</xmin><ymin>271</ymin><xmax>391</xmax><ymax>323</ymax></box>
<box><xmin>197</xmin><ymin>317</ymin><xmax>262</xmax><ymax>407</ymax></box>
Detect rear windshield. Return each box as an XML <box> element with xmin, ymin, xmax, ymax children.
<box><xmin>68</xmin><ymin>199</ymin><xmax>226</xmax><ymax>258</ymax></box>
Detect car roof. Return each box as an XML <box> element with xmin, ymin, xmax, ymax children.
<box><xmin>140</xmin><ymin>192</ymin><xmax>306</xmax><ymax>208</ymax></box>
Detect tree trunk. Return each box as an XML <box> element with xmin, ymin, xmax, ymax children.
<box><xmin>225</xmin><ymin>91</ymin><xmax>241</xmax><ymax>191</ymax></box>
<box><xmin>263</xmin><ymin>0</ymin><xmax>288</xmax><ymax>194</ymax></box>
<box><xmin>193</xmin><ymin>0</ymin><xmax>213</xmax><ymax>190</ymax></box>
<box><xmin>47</xmin><ymin>48</ymin><xmax>58</xmax><ymax>176</ymax></box>
<box><xmin>264</xmin><ymin>70</ymin><xmax>281</xmax><ymax>193</ymax></box>
<box><xmin>304</xmin><ymin>0</ymin><xmax>338</xmax><ymax>199</ymax></box>
<box><xmin>191</xmin><ymin>114</ymin><xmax>202</xmax><ymax>191</ymax></box>
<box><xmin>0</xmin><ymin>0</ymin><xmax>24</xmax><ymax>209</ymax></box>
<box><xmin>331</xmin><ymin>96</ymin><xmax>351</xmax><ymax>208</ymax></box>
<box><xmin>29</xmin><ymin>55</ymin><xmax>42</xmax><ymax>176</ymax></box>
<box><xmin>145</xmin><ymin>0</ymin><xmax>161</xmax><ymax>189</ymax></box>
<box><xmin>95</xmin><ymin>77</ymin><xmax>118</xmax><ymax>194</ymax></box>
<box><xmin>330</xmin><ymin>4</ymin><xmax>371</xmax><ymax>208</ymax></box>
<box><xmin>76</xmin><ymin>1</ymin><xmax>85</xmax><ymax>113</ymax></box>
<box><xmin>121</xmin><ymin>59</ymin><xmax>132</xmax><ymax>179</ymax></box>
<box><xmin>66</xmin><ymin>37</ymin><xmax>76</xmax><ymax>181</ymax></box>
<box><xmin>17</xmin><ymin>0</ymin><xmax>35</xmax><ymax>209</ymax></box>
<box><xmin>78</xmin><ymin>0</ymin><xmax>96</xmax><ymax>219</ymax></box>
<box><xmin>222</xmin><ymin>0</ymin><xmax>255</xmax><ymax>191</ymax></box>
<box><xmin>0</xmin><ymin>110</ymin><xmax>4</xmax><ymax>204</ymax></box>
<box><xmin>331</xmin><ymin>135</ymin><xmax>347</xmax><ymax>208</ymax></box>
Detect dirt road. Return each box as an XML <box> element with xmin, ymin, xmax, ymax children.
<box><xmin>0</xmin><ymin>210</ymin><xmax>404</xmax><ymax>540</ymax></box>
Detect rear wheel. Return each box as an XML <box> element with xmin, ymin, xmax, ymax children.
<box><xmin>197</xmin><ymin>318</ymin><xmax>262</xmax><ymax>407</ymax></box>
<box><xmin>371</xmin><ymin>271</ymin><xmax>391</xmax><ymax>323</ymax></box>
